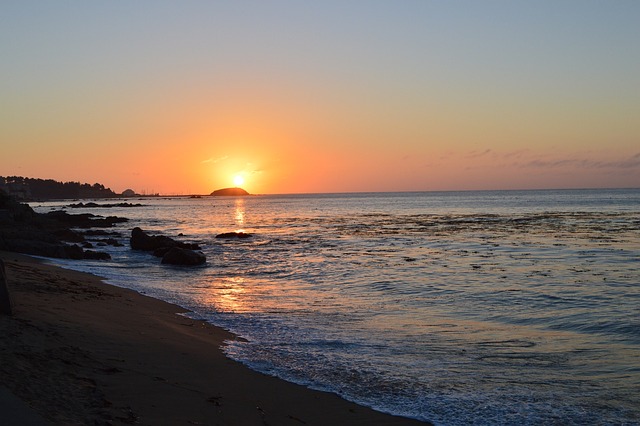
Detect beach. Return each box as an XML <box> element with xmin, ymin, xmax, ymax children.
<box><xmin>0</xmin><ymin>251</ymin><xmax>428</xmax><ymax>425</ymax></box>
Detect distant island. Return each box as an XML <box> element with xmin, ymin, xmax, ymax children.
<box><xmin>210</xmin><ymin>187</ymin><xmax>250</xmax><ymax>196</ymax></box>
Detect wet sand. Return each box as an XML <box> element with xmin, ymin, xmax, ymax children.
<box><xmin>0</xmin><ymin>251</ymin><xmax>429</xmax><ymax>425</ymax></box>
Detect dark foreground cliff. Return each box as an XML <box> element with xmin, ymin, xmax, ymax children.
<box><xmin>0</xmin><ymin>190</ymin><xmax>123</xmax><ymax>260</ymax></box>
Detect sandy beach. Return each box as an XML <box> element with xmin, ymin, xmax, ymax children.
<box><xmin>0</xmin><ymin>251</ymin><xmax>428</xmax><ymax>425</ymax></box>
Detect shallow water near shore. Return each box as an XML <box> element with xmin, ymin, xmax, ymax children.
<box><xmin>34</xmin><ymin>189</ymin><xmax>640</xmax><ymax>425</ymax></box>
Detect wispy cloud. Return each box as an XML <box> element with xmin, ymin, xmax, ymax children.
<box><xmin>201</xmin><ymin>156</ymin><xmax>229</xmax><ymax>164</ymax></box>
<box><xmin>520</xmin><ymin>153</ymin><xmax>640</xmax><ymax>170</ymax></box>
<box><xmin>465</xmin><ymin>149</ymin><xmax>493</xmax><ymax>159</ymax></box>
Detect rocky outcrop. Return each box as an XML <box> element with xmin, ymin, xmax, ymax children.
<box><xmin>130</xmin><ymin>227</ymin><xmax>201</xmax><ymax>251</ymax></box>
<box><xmin>215</xmin><ymin>231</ymin><xmax>252</xmax><ymax>239</ymax></box>
<box><xmin>161</xmin><ymin>247</ymin><xmax>206</xmax><ymax>266</ymax></box>
<box><xmin>67</xmin><ymin>202</ymin><xmax>143</xmax><ymax>208</ymax></box>
<box><xmin>0</xmin><ymin>191</ymin><xmax>113</xmax><ymax>260</ymax></box>
<box><xmin>130</xmin><ymin>228</ymin><xmax>205</xmax><ymax>266</ymax></box>
<box><xmin>44</xmin><ymin>211</ymin><xmax>128</xmax><ymax>228</ymax></box>
<box><xmin>210</xmin><ymin>187</ymin><xmax>250</xmax><ymax>196</ymax></box>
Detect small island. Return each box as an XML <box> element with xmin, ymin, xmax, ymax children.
<box><xmin>210</xmin><ymin>187</ymin><xmax>250</xmax><ymax>196</ymax></box>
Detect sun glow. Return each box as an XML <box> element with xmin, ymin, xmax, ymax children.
<box><xmin>233</xmin><ymin>175</ymin><xmax>245</xmax><ymax>187</ymax></box>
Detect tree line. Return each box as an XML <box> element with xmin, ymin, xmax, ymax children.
<box><xmin>0</xmin><ymin>176</ymin><xmax>117</xmax><ymax>200</ymax></box>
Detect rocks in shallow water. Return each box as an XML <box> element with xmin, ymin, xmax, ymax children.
<box><xmin>130</xmin><ymin>227</ymin><xmax>201</xmax><ymax>251</ymax></box>
<box><xmin>131</xmin><ymin>227</ymin><xmax>172</xmax><ymax>251</ymax></box>
<box><xmin>45</xmin><ymin>210</ymin><xmax>128</xmax><ymax>228</ymax></box>
<box><xmin>130</xmin><ymin>227</ymin><xmax>205</xmax><ymax>266</ymax></box>
<box><xmin>67</xmin><ymin>202</ymin><xmax>143</xmax><ymax>208</ymax></box>
<box><xmin>215</xmin><ymin>231</ymin><xmax>252</xmax><ymax>239</ymax></box>
<box><xmin>161</xmin><ymin>247</ymin><xmax>206</xmax><ymax>266</ymax></box>
<box><xmin>82</xmin><ymin>250</ymin><xmax>111</xmax><ymax>260</ymax></box>
<box><xmin>63</xmin><ymin>244</ymin><xmax>111</xmax><ymax>260</ymax></box>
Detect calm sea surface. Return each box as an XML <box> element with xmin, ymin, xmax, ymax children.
<box><xmin>33</xmin><ymin>189</ymin><xmax>640</xmax><ymax>425</ymax></box>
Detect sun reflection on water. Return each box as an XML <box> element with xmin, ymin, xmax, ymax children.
<box><xmin>211</xmin><ymin>276</ymin><xmax>247</xmax><ymax>313</ymax></box>
<box><xmin>235</xmin><ymin>198</ymin><xmax>245</xmax><ymax>229</ymax></box>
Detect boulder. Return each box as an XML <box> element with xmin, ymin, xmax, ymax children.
<box><xmin>161</xmin><ymin>247</ymin><xmax>206</xmax><ymax>266</ymax></box>
<box><xmin>82</xmin><ymin>250</ymin><xmax>111</xmax><ymax>260</ymax></box>
<box><xmin>131</xmin><ymin>227</ymin><xmax>174</xmax><ymax>251</ymax></box>
<box><xmin>215</xmin><ymin>231</ymin><xmax>252</xmax><ymax>239</ymax></box>
<box><xmin>130</xmin><ymin>227</ymin><xmax>201</xmax><ymax>251</ymax></box>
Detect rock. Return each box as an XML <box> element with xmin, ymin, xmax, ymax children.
<box><xmin>130</xmin><ymin>227</ymin><xmax>201</xmax><ymax>252</ymax></box>
<box><xmin>67</xmin><ymin>202</ymin><xmax>143</xmax><ymax>208</ymax></box>
<box><xmin>52</xmin><ymin>228</ymin><xmax>85</xmax><ymax>243</ymax></box>
<box><xmin>161</xmin><ymin>247</ymin><xmax>206</xmax><ymax>266</ymax></box>
<box><xmin>100</xmin><ymin>238</ymin><xmax>123</xmax><ymax>247</ymax></box>
<box><xmin>0</xmin><ymin>191</ymin><xmax>111</xmax><ymax>260</ymax></box>
<box><xmin>6</xmin><ymin>239</ymin><xmax>70</xmax><ymax>259</ymax></box>
<box><xmin>152</xmin><ymin>247</ymin><xmax>172</xmax><ymax>257</ymax></box>
<box><xmin>83</xmin><ymin>230</ymin><xmax>121</xmax><ymax>236</ymax></box>
<box><xmin>82</xmin><ymin>250</ymin><xmax>111</xmax><ymax>260</ymax></box>
<box><xmin>45</xmin><ymin>211</ymin><xmax>128</xmax><ymax>228</ymax></box>
<box><xmin>215</xmin><ymin>231</ymin><xmax>252</xmax><ymax>239</ymax></box>
<box><xmin>131</xmin><ymin>227</ymin><xmax>176</xmax><ymax>251</ymax></box>
<box><xmin>0</xmin><ymin>259</ymin><xmax>12</xmax><ymax>315</ymax></box>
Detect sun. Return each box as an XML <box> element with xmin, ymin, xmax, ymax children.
<box><xmin>233</xmin><ymin>174</ymin><xmax>245</xmax><ymax>187</ymax></box>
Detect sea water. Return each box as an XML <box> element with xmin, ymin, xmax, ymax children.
<box><xmin>32</xmin><ymin>189</ymin><xmax>640</xmax><ymax>425</ymax></box>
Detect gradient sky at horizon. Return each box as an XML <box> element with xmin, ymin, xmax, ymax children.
<box><xmin>2</xmin><ymin>1</ymin><xmax>639</xmax><ymax>194</ymax></box>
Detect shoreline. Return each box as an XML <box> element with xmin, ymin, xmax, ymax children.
<box><xmin>0</xmin><ymin>251</ymin><xmax>429</xmax><ymax>425</ymax></box>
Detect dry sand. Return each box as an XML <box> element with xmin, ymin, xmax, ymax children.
<box><xmin>0</xmin><ymin>252</ymin><xmax>429</xmax><ymax>425</ymax></box>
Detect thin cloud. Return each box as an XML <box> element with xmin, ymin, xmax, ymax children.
<box><xmin>466</xmin><ymin>149</ymin><xmax>493</xmax><ymax>159</ymax></box>
<box><xmin>201</xmin><ymin>156</ymin><xmax>229</xmax><ymax>164</ymax></box>
<box><xmin>521</xmin><ymin>154</ymin><xmax>640</xmax><ymax>170</ymax></box>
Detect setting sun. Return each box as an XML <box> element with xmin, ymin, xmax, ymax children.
<box><xmin>233</xmin><ymin>175</ymin><xmax>245</xmax><ymax>187</ymax></box>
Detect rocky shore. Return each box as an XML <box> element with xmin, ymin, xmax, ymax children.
<box><xmin>0</xmin><ymin>191</ymin><xmax>125</xmax><ymax>261</ymax></box>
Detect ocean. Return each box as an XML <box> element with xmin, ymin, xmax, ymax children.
<box><xmin>32</xmin><ymin>189</ymin><xmax>640</xmax><ymax>425</ymax></box>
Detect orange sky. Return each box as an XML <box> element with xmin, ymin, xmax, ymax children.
<box><xmin>1</xmin><ymin>2</ymin><xmax>639</xmax><ymax>195</ymax></box>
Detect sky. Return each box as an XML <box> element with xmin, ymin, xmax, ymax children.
<box><xmin>1</xmin><ymin>1</ymin><xmax>639</xmax><ymax>195</ymax></box>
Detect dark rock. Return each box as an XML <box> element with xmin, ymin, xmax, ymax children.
<box><xmin>216</xmin><ymin>231</ymin><xmax>252</xmax><ymax>239</ymax></box>
<box><xmin>0</xmin><ymin>259</ymin><xmax>12</xmax><ymax>315</ymax></box>
<box><xmin>82</xmin><ymin>250</ymin><xmax>111</xmax><ymax>260</ymax></box>
<box><xmin>130</xmin><ymin>227</ymin><xmax>201</xmax><ymax>251</ymax></box>
<box><xmin>45</xmin><ymin>211</ymin><xmax>128</xmax><ymax>228</ymax></box>
<box><xmin>6</xmin><ymin>239</ymin><xmax>69</xmax><ymax>259</ymax></box>
<box><xmin>100</xmin><ymin>238</ymin><xmax>123</xmax><ymax>247</ymax></box>
<box><xmin>52</xmin><ymin>228</ymin><xmax>85</xmax><ymax>243</ymax></box>
<box><xmin>67</xmin><ymin>202</ymin><xmax>143</xmax><ymax>208</ymax></box>
<box><xmin>0</xmin><ymin>191</ymin><xmax>111</xmax><ymax>260</ymax></box>
<box><xmin>83</xmin><ymin>230</ymin><xmax>121</xmax><ymax>236</ymax></box>
<box><xmin>152</xmin><ymin>247</ymin><xmax>172</xmax><ymax>257</ymax></box>
<box><xmin>130</xmin><ymin>227</ymin><xmax>175</xmax><ymax>251</ymax></box>
<box><xmin>161</xmin><ymin>247</ymin><xmax>206</xmax><ymax>266</ymax></box>
<box><xmin>64</xmin><ymin>244</ymin><xmax>85</xmax><ymax>260</ymax></box>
